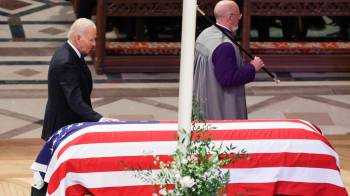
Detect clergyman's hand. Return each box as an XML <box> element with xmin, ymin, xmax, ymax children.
<box><xmin>250</xmin><ymin>56</ymin><xmax>265</xmax><ymax>71</ymax></box>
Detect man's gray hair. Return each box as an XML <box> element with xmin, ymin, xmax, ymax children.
<box><xmin>67</xmin><ymin>18</ymin><xmax>96</xmax><ymax>39</ymax></box>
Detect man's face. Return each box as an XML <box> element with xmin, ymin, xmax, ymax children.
<box><xmin>228</xmin><ymin>6</ymin><xmax>241</xmax><ymax>32</ymax></box>
<box><xmin>77</xmin><ymin>27</ymin><xmax>96</xmax><ymax>56</ymax></box>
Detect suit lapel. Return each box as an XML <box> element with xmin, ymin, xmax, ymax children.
<box><xmin>80</xmin><ymin>57</ymin><xmax>93</xmax><ymax>91</ymax></box>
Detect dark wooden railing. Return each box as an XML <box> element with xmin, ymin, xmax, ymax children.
<box><xmin>94</xmin><ymin>0</ymin><xmax>214</xmax><ymax>73</ymax></box>
<box><xmin>92</xmin><ymin>0</ymin><xmax>350</xmax><ymax>74</ymax></box>
<box><xmin>242</xmin><ymin>0</ymin><xmax>350</xmax><ymax>72</ymax></box>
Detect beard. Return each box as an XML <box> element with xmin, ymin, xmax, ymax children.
<box><xmin>232</xmin><ymin>25</ymin><xmax>239</xmax><ymax>32</ymax></box>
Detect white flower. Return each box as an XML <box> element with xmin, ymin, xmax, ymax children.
<box><xmin>159</xmin><ymin>188</ymin><xmax>167</xmax><ymax>195</ymax></box>
<box><xmin>175</xmin><ymin>173</ymin><xmax>181</xmax><ymax>180</ymax></box>
<box><xmin>181</xmin><ymin>158</ymin><xmax>188</xmax><ymax>165</ymax></box>
<box><xmin>180</xmin><ymin>176</ymin><xmax>195</xmax><ymax>188</ymax></box>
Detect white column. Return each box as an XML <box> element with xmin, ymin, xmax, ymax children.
<box><xmin>177</xmin><ymin>0</ymin><xmax>197</xmax><ymax>154</ymax></box>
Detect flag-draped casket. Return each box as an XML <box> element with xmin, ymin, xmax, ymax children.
<box><xmin>31</xmin><ymin>120</ymin><xmax>348</xmax><ymax>195</ymax></box>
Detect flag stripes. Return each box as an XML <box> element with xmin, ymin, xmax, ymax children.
<box><xmin>31</xmin><ymin>120</ymin><xmax>347</xmax><ymax>195</ymax></box>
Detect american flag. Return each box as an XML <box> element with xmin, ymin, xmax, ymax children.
<box><xmin>31</xmin><ymin>120</ymin><xmax>348</xmax><ymax>195</ymax></box>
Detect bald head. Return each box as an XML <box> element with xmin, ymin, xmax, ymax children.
<box><xmin>214</xmin><ymin>0</ymin><xmax>241</xmax><ymax>32</ymax></box>
<box><xmin>214</xmin><ymin>0</ymin><xmax>239</xmax><ymax>19</ymax></box>
<box><xmin>67</xmin><ymin>18</ymin><xmax>96</xmax><ymax>39</ymax></box>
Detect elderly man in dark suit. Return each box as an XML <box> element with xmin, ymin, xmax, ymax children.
<box><xmin>41</xmin><ymin>18</ymin><xmax>118</xmax><ymax>141</ymax></box>
<box><xmin>32</xmin><ymin>18</ymin><xmax>118</xmax><ymax>196</ymax></box>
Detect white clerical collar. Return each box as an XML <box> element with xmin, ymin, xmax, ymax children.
<box><xmin>67</xmin><ymin>40</ymin><xmax>81</xmax><ymax>58</ymax></box>
<box><xmin>216</xmin><ymin>23</ymin><xmax>232</xmax><ymax>32</ymax></box>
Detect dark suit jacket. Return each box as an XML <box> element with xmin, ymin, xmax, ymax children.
<box><xmin>41</xmin><ymin>42</ymin><xmax>102</xmax><ymax>141</ymax></box>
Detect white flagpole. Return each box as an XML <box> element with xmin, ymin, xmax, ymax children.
<box><xmin>177</xmin><ymin>0</ymin><xmax>197</xmax><ymax>154</ymax></box>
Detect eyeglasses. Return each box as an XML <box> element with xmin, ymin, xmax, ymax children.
<box><xmin>229</xmin><ymin>13</ymin><xmax>242</xmax><ymax>20</ymax></box>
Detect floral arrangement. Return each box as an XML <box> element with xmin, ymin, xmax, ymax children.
<box><xmin>128</xmin><ymin>99</ymin><xmax>247</xmax><ymax>196</ymax></box>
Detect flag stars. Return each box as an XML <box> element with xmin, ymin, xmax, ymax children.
<box><xmin>47</xmin><ymin>135</ymin><xmax>53</xmax><ymax>142</ymax></box>
<box><xmin>57</xmin><ymin>129</ymin><xmax>63</xmax><ymax>135</ymax></box>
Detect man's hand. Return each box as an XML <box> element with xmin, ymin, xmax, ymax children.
<box><xmin>100</xmin><ymin>117</ymin><xmax>120</xmax><ymax>122</ymax></box>
<box><xmin>250</xmin><ymin>56</ymin><xmax>265</xmax><ymax>71</ymax></box>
